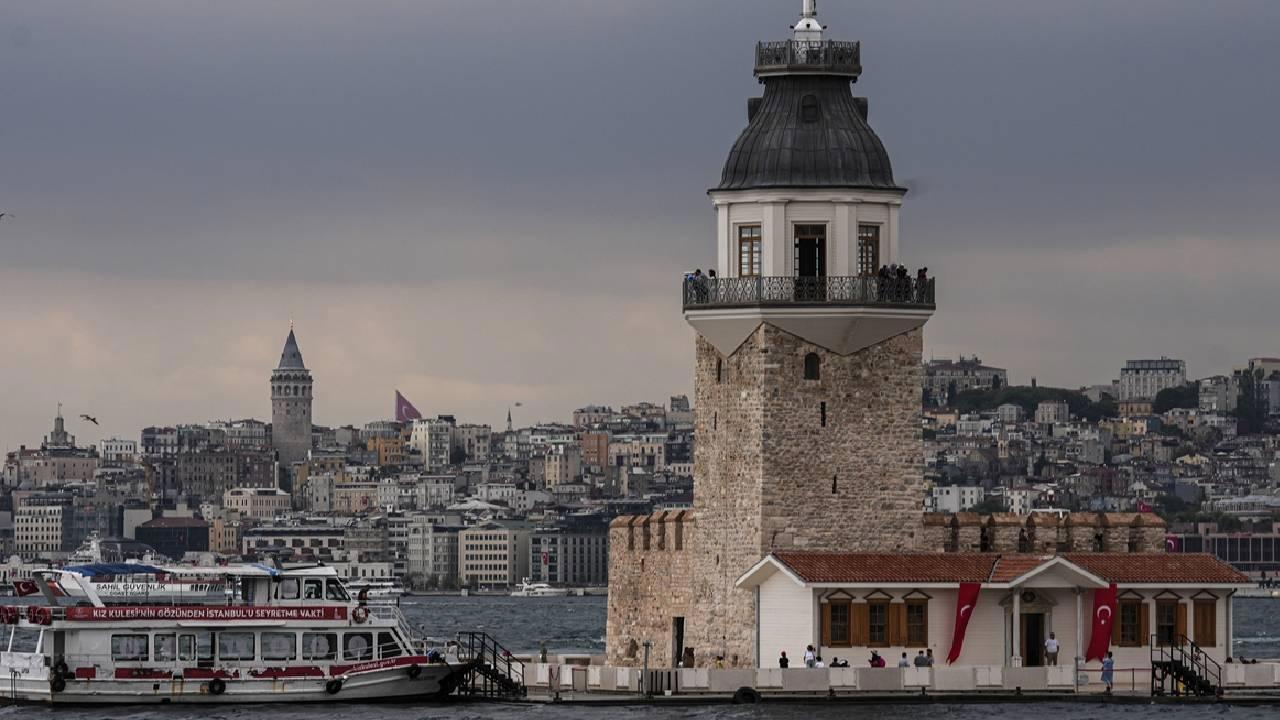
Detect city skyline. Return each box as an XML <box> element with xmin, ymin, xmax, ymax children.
<box><xmin>4</xmin><ymin>0</ymin><xmax>1280</xmax><ymax>447</ymax></box>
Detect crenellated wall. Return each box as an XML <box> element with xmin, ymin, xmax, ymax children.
<box><xmin>918</xmin><ymin>511</ymin><xmax>1166</xmax><ymax>554</ymax></box>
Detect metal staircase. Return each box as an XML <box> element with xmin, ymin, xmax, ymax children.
<box><xmin>455</xmin><ymin>631</ymin><xmax>526</xmax><ymax>698</ymax></box>
<box><xmin>1150</xmin><ymin>634</ymin><xmax>1221</xmax><ymax>697</ymax></box>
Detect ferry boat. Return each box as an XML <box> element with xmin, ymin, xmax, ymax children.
<box><xmin>509</xmin><ymin>579</ymin><xmax>570</xmax><ymax>598</ymax></box>
<box><xmin>346</xmin><ymin>579</ymin><xmax>407</xmax><ymax>603</ymax></box>
<box><xmin>0</xmin><ymin>563</ymin><xmax>479</xmax><ymax>704</ymax></box>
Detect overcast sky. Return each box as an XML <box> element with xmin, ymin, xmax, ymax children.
<box><xmin>3</xmin><ymin>0</ymin><xmax>1279</xmax><ymax>448</ymax></box>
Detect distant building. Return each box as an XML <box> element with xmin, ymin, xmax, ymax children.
<box><xmin>924</xmin><ymin>356</ymin><xmax>1008</xmax><ymax>406</ymax></box>
<box><xmin>995</xmin><ymin>403</ymin><xmax>1025</xmax><ymax>425</ymax></box>
<box><xmin>530</xmin><ymin>518</ymin><xmax>609</xmax><ymax>586</ymax></box>
<box><xmin>1034</xmin><ymin>400</ymin><xmax>1071</xmax><ymax>425</ymax></box>
<box><xmin>1118</xmin><ymin>357</ymin><xmax>1186</xmax><ymax>401</ymax></box>
<box><xmin>135</xmin><ymin>517</ymin><xmax>210</xmax><ymax>560</ymax></box>
<box><xmin>458</xmin><ymin>521</ymin><xmax>531</xmax><ymax>588</ymax></box>
<box><xmin>1198</xmin><ymin>376</ymin><xmax>1238</xmax><ymax>413</ymax></box>
<box><xmin>98</xmin><ymin>438</ymin><xmax>137</xmax><ymax>465</ymax></box>
<box><xmin>928</xmin><ymin>485</ymin><xmax>983</xmax><ymax>514</ymax></box>
<box><xmin>270</xmin><ymin>327</ymin><xmax>314</xmax><ymax>467</ymax></box>
<box><xmin>223</xmin><ymin>487</ymin><xmax>291</xmax><ymax>520</ymax></box>
<box><xmin>409</xmin><ymin>418</ymin><xmax>453</xmax><ymax>471</ymax></box>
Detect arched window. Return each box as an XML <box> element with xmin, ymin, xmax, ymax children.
<box><xmin>803</xmin><ymin>353</ymin><xmax>821</xmax><ymax>380</ymax></box>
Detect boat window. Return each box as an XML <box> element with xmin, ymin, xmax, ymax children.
<box><xmin>304</xmin><ymin>579</ymin><xmax>323</xmax><ymax>600</ymax></box>
<box><xmin>218</xmin><ymin>632</ymin><xmax>256</xmax><ymax>661</ymax></box>
<box><xmin>277</xmin><ymin>578</ymin><xmax>301</xmax><ymax>600</ymax></box>
<box><xmin>111</xmin><ymin>634</ymin><xmax>149</xmax><ymax>661</ymax></box>
<box><xmin>262</xmin><ymin>632</ymin><xmax>296</xmax><ymax>661</ymax></box>
<box><xmin>195</xmin><ymin>632</ymin><xmax>213</xmax><ymax>661</ymax></box>
<box><xmin>178</xmin><ymin>635</ymin><xmax>196</xmax><ymax>662</ymax></box>
<box><xmin>326</xmin><ymin>579</ymin><xmax>350</xmax><ymax>602</ymax></box>
<box><xmin>343</xmin><ymin>632</ymin><xmax>374</xmax><ymax>661</ymax></box>
<box><xmin>377</xmin><ymin>631</ymin><xmax>402</xmax><ymax>659</ymax></box>
<box><xmin>302</xmin><ymin>632</ymin><xmax>337</xmax><ymax>661</ymax></box>
<box><xmin>154</xmin><ymin>634</ymin><xmax>177</xmax><ymax>662</ymax></box>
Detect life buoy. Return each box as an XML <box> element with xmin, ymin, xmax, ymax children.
<box><xmin>26</xmin><ymin>606</ymin><xmax>52</xmax><ymax>626</ymax></box>
<box><xmin>732</xmin><ymin>686</ymin><xmax>761</xmax><ymax>704</ymax></box>
<box><xmin>208</xmin><ymin>677</ymin><xmax>227</xmax><ymax>695</ymax></box>
<box><xmin>407</xmin><ymin>664</ymin><xmax>422</xmax><ymax>680</ymax></box>
<box><xmin>50</xmin><ymin>676</ymin><xmax>66</xmax><ymax>693</ymax></box>
<box><xmin>325</xmin><ymin>679</ymin><xmax>343</xmax><ymax>695</ymax></box>
<box><xmin>1</xmin><ymin>606</ymin><xmax>18</xmax><ymax>624</ymax></box>
<box><xmin>352</xmin><ymin>606</ymin><xmax>370</xmax><ymax>624</ymax></box>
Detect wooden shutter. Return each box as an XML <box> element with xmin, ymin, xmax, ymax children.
<box><xmin>1139</xmin><ymin>603</ymin><xmax>1150</xmax><ymax>646</ymax></box>
<box><xmin>888</xmin><ymin>603</ymin><xmax>906</xmax><ymax>647</ymax></box>
<box><xmin>1194</xmin><ymin>602</ymin><xmax>1217</xmax><ymax>647</ymax></box>
<box><xmin>821</xmin><ymin>603</ymin><xmax>832</xmax><ymax>647</ymax></box>
<box><xmin>851</xmin><ymin>603</ymin><xmax>869</xmax><ymax>646</ymax></box>
<box><xmin>1175</xmin><ymin>603</ymin><xmax>1187</xmax><ymax>641</ymax></box>
<box><xmin>1112</xmin><ymin>605</ymin><xmax>1122</xmax><ymax>645</ymax></box>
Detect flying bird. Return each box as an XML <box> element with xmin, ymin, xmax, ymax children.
<box><xmin>0</xmin><ymin>213</ymin><xmax>14</xmax><ymax>221</ymax></box>
<box><xmin>80</xmin><ymin>414</ymin><xmax>99</xmax><ymax>425</ymax></box>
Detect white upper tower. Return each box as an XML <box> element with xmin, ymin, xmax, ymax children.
<box><xmin>684</xmin><ymin>3</ymin><xmax>934</xmax><ymax>356</ymax></box>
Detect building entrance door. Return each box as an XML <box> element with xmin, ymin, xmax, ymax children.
<box><xmin>793</xmin><ymin>224</ymin><xmax>826</xmax><ymax>301</ymax></box>
<box><xmin>672</xmin><ymin>617</ymin><xmax>685</xmax><ymax>668</ymax></box>
<box><xmin>1020</xmin><ymin>613</ymin><xmax>1046</xmax><ymax>666</ymax></box>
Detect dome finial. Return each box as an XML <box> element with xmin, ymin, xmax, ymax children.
<box><xmin>794</xmin><ymin>0</ymin><xmax>823</xmax><ymax>42</ymax></box>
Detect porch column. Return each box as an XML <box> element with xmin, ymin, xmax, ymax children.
<box><xmin>1012</xmin><ymin>589</ymin><xmax>1022</xmax><ymax>667</ymax></box>
<box><xmin>1074</xmin><ymin>589</ymin><xmax>1083</xmax><ymax>668</ymax></box>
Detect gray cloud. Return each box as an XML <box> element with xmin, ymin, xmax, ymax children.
<box><xmin>3</xmin><ymin>0</ymin><xmax>1280</xmax><ymax>445</ymax></box>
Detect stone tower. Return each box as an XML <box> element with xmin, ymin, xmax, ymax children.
<box><xmin>270</xmin><ymin>327</ymin><xmax>313</xmax><ymax>467</ymax></box>
<box><xmin>607</xmin><ymin>2</ymin><xmax>935</xmax><ymax>668</ymax></box>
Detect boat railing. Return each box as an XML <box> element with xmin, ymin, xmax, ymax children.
<box><xmin>365</xmin><ymin>604</ymin><xmax>422</xmax><ymax>649</ymax></box>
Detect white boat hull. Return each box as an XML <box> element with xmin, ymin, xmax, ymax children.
<box><xmin>1</xmin><ymin>660</ymin><xmax>463</xmax><ymax>704</ymax></box>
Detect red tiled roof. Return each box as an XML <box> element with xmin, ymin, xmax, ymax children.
<box><xmin>768</xmin><ymin>552</ymin><xmax>1250</xmax><ymax>585</ymax></box>
<box><xmin>988</xmin><ymin>554</ymin><xmax>1053</xmax><ymax>583</ymax></box>
<box><xmin>772</xmin><ymin>552</ymin><xmax>997</xmax><ymax>584</ymax></box>
<box><xmin>1062</xmin><ymin>553</ymin><xmax>1250</xmax><ymax>584</ymax></box>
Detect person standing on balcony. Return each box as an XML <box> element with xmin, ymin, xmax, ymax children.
<box><xmin>1045</xmin><ymin>632</ymin><xmax>1060</xmax><ymax>666</ymax></box>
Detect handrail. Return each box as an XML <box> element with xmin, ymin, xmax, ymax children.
<box><xmin>682</xmin><ymin>275</ymin><xmax>935</xmax><ymax>310</ymax></box>
<box><xmin>755</xmin><ymin>39</ymin><xmax>861</xmax><ymax>77</ymax></box>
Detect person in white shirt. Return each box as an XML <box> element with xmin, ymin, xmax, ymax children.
<box><xmin>814</xmin><ymin>656</ymin><xmax>826</xmax><ymax>669</ymax></box>
<box><xmin>1045</xmin><ymin>632</ymin><xmax>1060</xmax><ymax>666</ymax></box>
<box><xmin>803</xmin><ymin>645</ymin><xmax>816</xmax><ymax>668</ymax></box>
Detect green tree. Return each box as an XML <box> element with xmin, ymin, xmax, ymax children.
<box><xmin>1153</xmin><ymin>383</ymin><xmax>1199</xmax><ymax>413</ymax></box>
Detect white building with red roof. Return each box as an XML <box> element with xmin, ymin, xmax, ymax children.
<box><xmin>737</xmin><ymin>551</ymin><xmax>1251</xmax><ymax>691</ymax></box>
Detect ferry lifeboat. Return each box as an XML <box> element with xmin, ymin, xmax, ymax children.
<box><xmin>0</xmin><ymin>563</ymin><xmax>475</xmax><ymax>704</ymax></box>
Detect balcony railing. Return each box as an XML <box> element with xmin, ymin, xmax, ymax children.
<box><xmin>682</xmin><ymin>275</ymin><xmax>935</xmax><ymax>310</ymax></box>
<box><xmin>755</xmin><ymin>40</ymin><xmax>862</xmax><ymax>78</ymax></box>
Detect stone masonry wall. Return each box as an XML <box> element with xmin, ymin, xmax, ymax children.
<box><xmin>607</xmin><ymin>324</ymin><xmax>928</xmax><ymax>668</ymax></box>
<box><xmin>605</xmin><ymin>513</ymin><xmax>695</xmax><ymax>667</ymax></box>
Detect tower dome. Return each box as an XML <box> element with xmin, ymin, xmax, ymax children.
<box><xmin>716</xmin><ymin>3</ymin><xmax>898</xmax><ymax>191</ymax></box>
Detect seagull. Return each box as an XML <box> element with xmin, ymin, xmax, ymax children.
<box><xmin>80</xmin><ymin>414</ymin><xmax>99</xmax><ymax>425</ymax></box>
<box><xmin>0</xmin><ymin>213</ymin><xmax>14</xmax><ymax>221</ymax></box>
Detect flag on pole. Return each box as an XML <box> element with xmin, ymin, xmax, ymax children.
<box><xmin>1085</xmin><ymin>583</ymin><xmax>1119</xmax><ymax>662</ymax></box>
<box><xmin>12</xmin><ymin>580</ymin><xmax>39</xmax><ymax>597</ymax></box>
<box><xmin>395</xmin><ymin>390</ymin><xmax>423</xmax><ymax>423</ymax></box>
<box><xmin>946</xmin><ymin>582</ymin><xmax>981</xmax><ymax>663</ymax></box>
<box><xmin>1137</xmin><ymin>500</ymin><xmax>1154</xmax><ymax>513</ymax></box>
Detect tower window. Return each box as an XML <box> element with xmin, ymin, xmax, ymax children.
<box><xmin>857</xmin><ymin>224</ymin><xmax>881</xmax><ymax>276</ymax></box>
<box><xmin>820</xmin><ymin>401</ymin><xmax>827</xmax><ymax>427</ymax></box>
<box><xmin>800</xmin><ymin>94</ymin><xmax>821</xmax><ymax>124</ymax></box>
<box><xmin>804</xmin><ymin>353</ymin><xmax>821</xmax><ymax>381</ymax></box>
<box><xmin>737</xmin><ymin>225</ymin><xmax>761</xmax><ymax>277</ymax></box>
<box><xmin>716</xmin><ymin>358</ymin><xmax>723</xmax><ymax>384</ymax></box>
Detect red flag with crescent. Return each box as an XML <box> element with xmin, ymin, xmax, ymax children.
<box><xmin>395</xmin><ymin>390</ymin><xmax>423</xmax><ymax>423</ymax></box>
<box><xmin>1086</xmin><ymin>583</ymin><xmax>1118</xmax><ymax>662</ymax></box>
<box><xmin>12</xmin><ymin>580</ymin><xmax>39</xmax><ymax>597</ymax></box>
<box><xmin>946</xmin><ymin>582</ymin><xmax>981</xmax><ymax>664</ymax></box>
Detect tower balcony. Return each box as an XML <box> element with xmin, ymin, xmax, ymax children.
<box><xmin>682</xmin><ymin>275</ymin><xmax>935</xmax><ymax>311</ymax></box>
<box><xmin>754</xmin><ymin>40</ymin><xmax>862</xmax><ymax>78</ymax></box>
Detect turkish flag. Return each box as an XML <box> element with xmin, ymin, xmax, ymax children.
<box><xmin>12</xmin><ymin>580</ymin><xmax>39</xmax><ymax>597</ymax></box>
<box><xmin>1165</xmin><ymin>535</ymin><xmax>1181</xmax><ymax>552</ymax></box>
<box><xmin>1086</xmin><ymin>583</ymin><xmax>1119</xmax><ymax>662</ymax></box>
<box><xmin>946</xmin><ymin>582</ymin><xmax>981</xmax><ymax>664</ymax></box>
<box><xmin>395</xmin><ymin>390</ymin><xmax>422</xmax><ymax>423</ymax></box>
